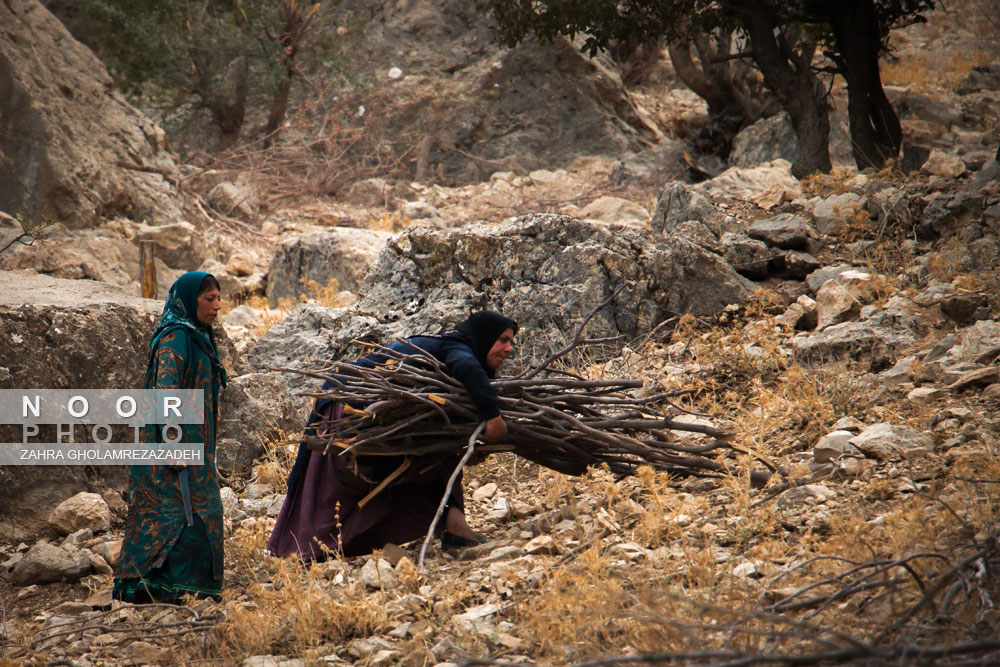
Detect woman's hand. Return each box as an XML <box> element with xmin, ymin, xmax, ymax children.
<box><xmin>483</xmin><ymin>415</ymin><xmax>507</xmax><ymax>442</ymax></box>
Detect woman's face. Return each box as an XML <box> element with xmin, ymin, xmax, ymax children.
<box><xmin>196</xmin><ymin>287</ymin><xmax>222</xmax><ymax>327</ymax></box>
<box><xmin>486</xmin><ymin>327</ymin><xmax>515</xmax><ymax>371</ymax></box>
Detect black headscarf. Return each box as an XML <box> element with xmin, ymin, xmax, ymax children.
<box><xmin>443</xmin><ymin>310</ymin><xmax>518</xmax><ymax>377</ymax></box>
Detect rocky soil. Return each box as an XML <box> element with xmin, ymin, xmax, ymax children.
<box><xmin>2</xmin><ymin>1</ymin><xmax>1000</xmax><ymax>665</ymax></box>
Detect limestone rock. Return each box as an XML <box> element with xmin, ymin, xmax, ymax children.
<box><xmin>649</xmin><ymin>182</ymin><xmax>720</xmax><ymax>235</ymax></box>
<box><xmin>792</xmin><ymin>307</ymin><xmax>919</xmax><ymax>363</ymax></box>
<box><xmin>0</xmin><ymin>228</ymin><xmax>184</xmax><ymax>297</ymax></box>
<box><xmin>579</xmin><ymin>196</ymin><xmax>649</xmax><ymax>225</ymax></box>
<box><xmin>133</xmin><ymin>221</ymin><xmax>207</xmax><ymax>270</ymax></box>
<box><xmin>48</xmin><ymin>492</ymin><xmax>111</xmax><ymax>535</ymax></box>
<box><xmin>208</xmin><ymin>181</ymin><xmax>259</xmax><ymax>219</ymax></box>
<box><xmin>216</xmin><ymin>373</ymin><xmax>304</xmax><ymax>476</ymax></box>
<box><xmin>331</xmin><ymin>0</ymin><xmax>660</xmax><ymax>184</ymax></box>
<box><xmin>954</xmin><ymin>320</ymin><xmax>1000</xmax><ymax>365</ymax></box>
<box><xmin>747</xmin><ymin>214</ymin><xmax>815</xmax><ymax>250</ymax></box>
<box><xmin>721</xmin><ymin>233</ymin><xmax>772</xmax><ymax>280</ymax></box>
<box><xmin>0</xmin><ymin>0</ymin><xmax>185</xmax><ymax>227</ymax></box>
<box><xmin>695</xmin><ymin>160</ymin><xmax>802</xmax><ymax>201</ymax></box>
<box><xmin>524</xmin><ymin>535</ymin><xmax>558</xmax><ymax>555</ymax></box>
<box><xmin>777</xmin><ymin>295</ymin><xmax>818</xmax><ymax>331</ymax></box>
<box><xmin>805</xmin><ymin>264</ymin><xmax>858</xmax><ymax>294</ymax></box>
<box><xmin>249</xmin><ymin>214</ymin><xmax>754</xmax><ymax>380</ymax></box>
<box><xmin>265</xmin><ymin>228</ymin><xmax>393</xmax><ymax>308</ymax></box>
<box><xmin>815</xmin><ymin>281</ymin><xmax>859</xmax><ymax>330</ymax></box>
<box><xmin>776</xmin><ymin>484</ymin><xmax>835</xmax><ymax>509</ymax></box>
<box><xmin>361</xmin><ymin>558</ymin><xmax>398</xmax><ymax>590</ymax></box>
<box><xmin>729</xmin><ymin>113</ymin><xmax>799</xmax><ymax>168</ymax></box>
<box><xmin>812</xmin><ymin>192</ymin><xmax>865</xmax><ymax>236</ymax></box>
<box><xmin>814</xmin><ymin>431</ymin><xmax>863</xmax><ymax>463</ymax></box>
<box><xmin>10</xmin><ymin>541</ymin><xmax>92</xmax><ymax>585</ymax></box>
<box><xmin>849</xmin><ymin>423</ymin><xmax>933</xmax><ymax>462</ymax></box>
<box><xmin>921</xmin><ymin>149</ymin><xmax>966</xmax><ymax>178</ymax></box>
<box><xmin>472</xmin><ymin>482</ymin><xmax>498</xmax><ymax>501</ymax></box>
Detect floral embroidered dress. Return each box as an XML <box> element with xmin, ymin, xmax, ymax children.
<box><xmin>113</xmin><ymin>271</ymin><xmax>227</xmax><ymax>603</ymax></box>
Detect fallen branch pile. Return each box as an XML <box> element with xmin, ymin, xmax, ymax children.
<box><xmin>281</xmin><ymin>336</ymin><xmax>771</xmax><ymax>484</ymax></box>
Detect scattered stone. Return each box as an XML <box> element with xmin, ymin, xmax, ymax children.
<box><xmin>777</xmin><ymin>295</ymin><xmax>818</xmax><ymax>330</ymax></box>
<box><xmin>379</xmin><ymin>543</ymin><xmax>407</xmax><ymax>567</ymax></box>
<box><xmin>243</xmin><ymin>483</ymin><xmax>275</xmax><ymax>500</ymax></box>
<box><xmin>53</xmin><ymin>601</ymin><xmax>92</xmax><ymax>615</ymax></box>
<box><xmin>208</xmin><ymin>181</ymin><xmax>259</xmax><ymax>218</ymax></box>
<box><xmin>747</xmin><ymin>213</ymin><xmax>815</xmax><ymax>250</ymax></box>
<box><xmin>949</xmin><ymin>367</ymin><xmax>1000</xmax><ymax>391</ymax></box>
<box><xmin>907</xmin><ymin>386</ymin><xmax>942</xmax><ymax>403</ymax></box>
<box><xmin>805</xmin><ymin>264</ymin><xmax>857</xmax><ymax>294</ymax></box>
<box><xmin>127</xmin><ymin>641</ymin><xmax>172</xmax><ymax>664</ymax></box>
<box><xmin>721</xmin><ymin>232</ymin><xmax>772</xmax><ymax>280</ymax></box>
<box><xmin>371</xmin><ymin>649</ymin><xmax>402</xmax><ymax>666</ymax></box>
<box><xmin>776</xmin><ymin>484</ymin><xmax>835</xmax><ymax>509</ymax></box>
<box><xmin>815</xmin><ymin>281</ymin><xmax>859</xmax><ymax>330</ymax></box>
<box><xmin>225</xmin><ymin>252</ymin><xmax>256</xmax><ymax>277</ymax></box>
<box><xmin>879</xmin><ymin>356</ymin><xmax>917</xmax><ymax>385</ymax></box>
<box><xmin>814</xmin><ymin>431</ymin><xmax>864</xmax><ymax>463</ymax></box>
<box><xmin>940</xmin><ymin>293</ymin><xmax>988</xmax><ymax>325</ymax></box>
<box><xmin>88</xmin><ymin>551</ymin><xmax>113</xmax><ymax>575</ymax></box>
<box><xmin>850</xmin><ymin>423</ymin><xmax>933</xmax><ymax>461</ymax></box>
<box><xmin>452</xmin><ymin>603</ymin><xmax>502</xmax><ymax>632</ymax></box>
<box><xmin>48</xmin><ymin>492</ymin><xmax>111</xmax><ymax>536</ymax></box>
<box><xmin>921</xmin><ymin>149</ymin><xmax>966</xmax><ymax>178</ymax></box>
<box><xmin>650</xmin><ymin>182</ymin><xmax>720</xmax><ymax>234</ymax></box>
<box><xmin>472</xmin><ymin>483</ymin><xmax>498</xmax><ymax>501</ymax></box>
<box><xmin>813</xmin><ymin>192</ymin><xmax>865</xmax><ymax>236</ymax></box>
<box><xmin>579</xmin><ymin>196</ymin><xmax>649</xmax><ymax>224</ymax></box>
<box><xmin>84</xmin><ymin>588</ymin><xmax>113</xmax><ymax>609</ymax></box>
<box><xmin>10</xmin><ymin>542</ymin><xmax>92</xmax><ymax>585</ymax></box>
<box><xmin>361</xmin><ymin>557</ymin><xmax>398</xmax><ymax>590</ymax></box>
<box><xmin>484</xmin><ymin>545</ymin><xmax>525</xmax><ymax>562</ymax></box>
<box><xmin>523</xmin><ymin>535</ymin><xmax>558</xmax><ymax>555</ymax></box>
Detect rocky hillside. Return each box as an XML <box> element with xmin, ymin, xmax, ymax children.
<box><xmin>1</xmin><ymin>0</ymin><xmax>999</xmax><ymax>665</ymax></box>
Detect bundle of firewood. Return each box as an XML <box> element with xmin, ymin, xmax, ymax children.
<box><xmin>281</xmin><ymin>337</ymin><xmax>769</xmax><ymax>483</ymax></box>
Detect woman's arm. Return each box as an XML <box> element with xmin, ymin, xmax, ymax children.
<box><xmin>441</xmin><ymin>341</ymin><xmax>506</xmax><ymax>441</ymax></box>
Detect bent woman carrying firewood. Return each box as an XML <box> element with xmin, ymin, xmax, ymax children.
<box><xmin>266</xmin><ymin>310</ymin><xmax>518</xmax><ymax>559</ymax></box>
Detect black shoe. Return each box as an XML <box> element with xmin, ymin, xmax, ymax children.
<box><xmin>441</xmin><ymin>531</ymin><xmax>487</xmax><ymax>550</ymax></box>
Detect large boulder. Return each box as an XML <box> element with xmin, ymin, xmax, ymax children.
<box><xmin>216</xmin><ymin>373</ymin><xmax>305</xmax><ymax>476</ymax></box>
<box><xmin>265</xmin><ymin>228</ymin><xmax>393</xmax><ymax>308</ymax></box>
<box><xmin>248</xmin><ymin>214</ymin><xmax>754</xmax><ymax>382</ymax></box>
<box><xmin>0</xmin><ymin>0</ymin><xmax>184</xmax><ymax>227</ymax></box>
<box><xmin>0</xmin><ymin>224</ymin><xmax>184</xmax><ymax>296</ymax></box>
<box><xmin>0</xmin><ymin>271</ymin><xmax>250</xmax><ymax>540</ymax></box>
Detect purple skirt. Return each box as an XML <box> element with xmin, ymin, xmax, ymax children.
<box><xmin>267</xmin><ymin>442</ymin><xmax>464</xmax><ymax>559</ymax></box>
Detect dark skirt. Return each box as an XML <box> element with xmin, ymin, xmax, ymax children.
<box><xmin>267</xmin><ymin>448</ymin><xmax>465</xmax><ymax>560</ymax></box>
<box><xmin>113</xmin><ymin>515</ymin><xmax>222</xmax><ymax>603</ymax></box>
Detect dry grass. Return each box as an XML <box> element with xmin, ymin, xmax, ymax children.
<box><xmin>882</xmin><ymin>51</ymin><xmax>992</xmax><ymax>92</ymax></box>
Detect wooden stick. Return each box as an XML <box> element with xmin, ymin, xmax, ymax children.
<box><xmin>356</xmin><ymin>457</ymin><xmax>411</xmax><ymax>509</ymax></box>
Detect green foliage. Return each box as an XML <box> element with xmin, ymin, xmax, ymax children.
<box><xmin>479</xmin><ymin>0</ymin><xmax>934</xmax><ymax>57</ymax></box>
<box><xmin>79</xmin><ymin>0</ymin><xmax>339</xmax><ymax>137</ymax></box>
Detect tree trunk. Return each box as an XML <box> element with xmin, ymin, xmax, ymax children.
<box><xmin>263</xmin><ymin>72</ymin><xmax>292</xmax><ymax>147</ymax></box>
<box><xmin>667</xmin><ymin>27</ymin><xmax>764</xmax><ymax>145</ymax></box>
<box><xmin>208</xmin><ymin>55</ymin><xmax>248</xmax><ymax>150</ymax></box>
<box><xmin>821</xmin><ymin>0</ymin><xmax>902</xmax><ymax>169</ymax></box>
<box><xmin>741</xmin><ymin>10</ymin><xmax>831</xmax><ymax>177</ymax></box>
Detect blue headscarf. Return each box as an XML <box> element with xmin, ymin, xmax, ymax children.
<box><xmin>145</xmin><ymin>271</ymin><xmax>228</xmax><ymax>394</ymax></box>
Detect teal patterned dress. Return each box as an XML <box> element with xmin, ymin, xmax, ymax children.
<box><xmin>113</xmin><ymin>271</ymin><xmax>228</xmax><ymax>603</ymax></box>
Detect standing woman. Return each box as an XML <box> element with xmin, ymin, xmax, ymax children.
<box><xmin>114</xmin><ymin>271</ymin><xmax>228</xmax><ymax>603</ymax></box>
